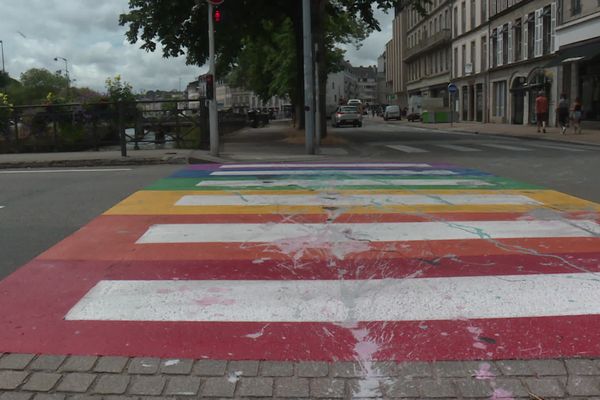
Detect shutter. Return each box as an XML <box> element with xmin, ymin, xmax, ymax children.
<box><xmin>497</xmin><ymin>26</ymin><xmax>503</xmax><ymax>67</ymax></box>
<box><xmin>535</xmin><ymin>9</ymin><xmax>543</xmax><ymax>57</ymax></box>
<box><xmin>523</xmin><ymin>15</ymin><xmax>529</xmax><ymax>60</ymax></box>
<box><xmin>508</xmin><ymin>21</ymin><xmax>513</xmax><ymax>64</ymax></box>
<box><xmin>551</xmin><ymin>1</ymin><xmax>557</xmax><ymax>53</ymax></box>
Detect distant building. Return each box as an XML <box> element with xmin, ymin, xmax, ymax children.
<box><xmin>352</xmin><ymin>65</ymin><xmax>378</xmax><ymax>105</ymax></box>
<box><xmin>386</xmin><ymin>9</ymin><xmax>409</xmax><ymax>108</ymax></box>
<box><xmin>376</xmin><ymin>52</ymin><xmax>390</xmax><ymax>105</ymax></box>
<box><xmin>326</xmin><ymin>61</ymin><xmax>359</xmax><ymax>114</ymax></box>
<box><xmin>554</xmin><ymin>0</ymin><xmax>600</xmax><ymax>123</ymax></box>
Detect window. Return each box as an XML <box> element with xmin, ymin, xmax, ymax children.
<box><xmin>493</xmin><ymin>81</ymin><xmax>507</xmax><ymax>117</ymax></box>
<box><xmin>481</xmin><ymin>0</ymin><xmax>487</xmax><ymax>22</ymax></box>
<box><xmin>527</xmin><ymin>13</ymin><xmax>535</xmax><ymax>59</ymax></box>
<box><xmin>454</xmin><ymin>7</ymin><xmax>458</xmax><ymax>37</ymax></box>
<box><xmin>471</xmin><ymin>0</ymin><xmax>476</xmax><ymax>29</ymax></box>
<box><xmin>481</xmin><ymin>36</ymin><xmax>487</xmax><ymax>71</ymax></box>
<box><xmin>470</xmin><ymin>41</ymin><xmax>476</xmax><ymax>73</ymax></box>
<box><xmin>492</xmin><ymin>29</ymin><xmax>498</xmax><ymax>67</ymax></box>
<box><xmin>454</xmin><ymin>47</ymin><xmax>459</xmax><ymax>78</ymax></box>
<box><xmin>542</xmin><ymin>6</ymin><xmax>552</xmax><ymax>55</ymax></box>
<box><xmin>445</xmin><ymin>9</ymin><xmax>449</xmax><ymax>29</ymax></box>
<box><xmin>514</xmin><ymin>19</ymin><xmax>522</xmax><ymax>61</ymax></box>
<box><xmin>462</xmin><ymin>44</ymin><xmax>467</xmax><ymax>75</ymax></box>
<box><xmin>571</xmin><ymin>0</ymin><xmax>581</xmax><ymax>16</ymax></box>
<box><xmin>502</xmin><ymin>25</ymin><xmax>509</xmax><ymax>64</ymax></box>
<box><xmin>461</xmin><ymin>2</ymin><xmax>466</xmax><ymax>34</ymax></box>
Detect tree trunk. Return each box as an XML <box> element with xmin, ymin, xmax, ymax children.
<box><xmin>314</xmin><ymin>0</ymin><xmax>328</xmax><ymax>139</ymax></box>
<box><xmin>292</xmin><ymin>0</ymin><xmax>305</xmax><ymax>130</ymax></box>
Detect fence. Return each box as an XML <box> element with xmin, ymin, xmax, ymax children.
<box><xmin>0</xmin><ymin>99</ymin><xmax>248</xmax><ymax>155</ymax></box>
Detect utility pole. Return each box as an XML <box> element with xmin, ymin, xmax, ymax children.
<box><xmin>314</xmin><ymin>43</ymin><xmax>321</xmax><ymax>150</ymax></box>
<box><xmin>302</xmin><ymin>0</ymin><xmax>315</xmax><ymax>155</ymax></box>
<box><xmin>54</xmin><ymin>57</ymin><xmax>69</xmax><ymax>98</ymax></box>
<box><xmin>0</xmin><ymin>40</ymin><xmax>5</xmax><ymax>74</ymax></box>
<box><xmin>207</xmin><ymin>0</ymin><xmax>221</xmax><ymax>156</ymax></box>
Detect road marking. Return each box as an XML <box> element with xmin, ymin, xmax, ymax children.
<box><xmin>527</xmin><ymin>143</ymin><xmax>587</xmax><ymax>152</ymax></box>
<box><xmin>220</xmin><ymin>163</ymin><xmax>433</xmax><ymax>169</ymax></box>
<box><xmin>479</xmin><ymin>143</ymin><xmax>532</xmax><ymax>151</ymax></box>
<box><xmin>211</xmin><ymin>169</ymin><xmax>457</xmax><ymax>176</ymax></box>
<box><xmin>67</xmin><ymin>273</ymin><xmax>600</xmax><ymax>322</ymax></box>
<box><xmin>386</xmin><ymin>145</ymin><xmax>429</xmax><ymax>153</ymax></box>
<box><xmin>175</xmin><ymin>194</ymin><xmax>540</xmax><ymax>207</ymax></box>
<box><xmin>0</xmin><ymin>168</ymin><xmax>133</xmax><ymax>174</ymax></box>
<box><xmin>136</xmin><ymin>219</ymin><xmax>600</xmax><ymax>244</ymax></box>
<box><xmin>436</xmin><ymin>144</ymin><xmax>482</xmax><ymax>152</ymax></box>
<box><xmin>0</xmin><ymin>206</ymin><xmax>4</xmax><ymax>209</ymax></box>
<box><xmin>195</xmin><ymin>178</ymin><xmax>493</xmax><ymax>187</ymax></box>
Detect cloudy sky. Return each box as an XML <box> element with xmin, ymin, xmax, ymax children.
<box><xmin>0</xmin><ymin>0</ymin><xmax>392</xmax><ymax>93</ymax></box>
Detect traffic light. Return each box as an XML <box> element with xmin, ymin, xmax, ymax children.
<box><xmin>205</xmin><ymin>74</ymin><xmax>214</xmax><ymax>100</ymax></box>
<box><xmin>214</xmin><ymin>8</ymin><xmax>221</xmax><ymax>23</ymax></box>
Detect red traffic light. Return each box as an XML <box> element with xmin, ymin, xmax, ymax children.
<box><xmin>214</xmin><ymin>8</ymin><xmax>221</xmax><ymax>23</ymax></box>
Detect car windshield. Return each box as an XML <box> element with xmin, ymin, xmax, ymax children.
<box><xmin>340</xmin><ymin>106</ymin><xmax>357</xmax><ymax>112</ymax></box>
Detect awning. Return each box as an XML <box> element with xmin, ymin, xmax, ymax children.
<box><xmin>546</xmin><ymin>40</ymin><xmax>600</xmax><ymax>67</ymax></box>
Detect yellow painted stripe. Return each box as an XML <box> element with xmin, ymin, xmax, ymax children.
<box><xmin>104</xmin><ymin>190</ymin><xmax>600</xmax><ymax>215</ymax></box>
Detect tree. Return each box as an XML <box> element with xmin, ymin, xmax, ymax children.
<box><xmin>119</xmin><ymin>0</ymin><xmax>430</xmax><ymax>132</ymax></box>
<box><xmin>105</xmin><ymin>75</ymin><xmax>135</xmax><ymax>103</ymax></box>
<box><xmin>18</xmin><ymin>68</ymin><xmax>69</xmax><ymax>104</ymax></box>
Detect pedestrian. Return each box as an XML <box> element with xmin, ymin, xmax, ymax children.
<box><xmin>572</xmin><ymin>97</ymin><xmax>583</xmax><ymax>134</ymax></box>
<box><xmin>535</xmin><ymin>91</ymin><xmax>548</xmax><ymax>133</ymax></box>
<box><xmin>557</xmin><ymin>93</ymin><xmax>570</xmax><ymax>135</ymax></box>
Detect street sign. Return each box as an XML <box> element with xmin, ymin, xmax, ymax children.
<box><xmin>448</xmin><ymin>83</ymin><xmax>458</xmax><ymax>93</ymax></box>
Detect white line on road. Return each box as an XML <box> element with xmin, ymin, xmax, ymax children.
<box><xmin>479</xmin><ymin>143</ymin><xmax>532</xmax><ymax>151</ymax></box>
<box><xmin>0</xmin><ymin>168</ymin><xmax>133</xmax><ymax>174</ymax></box>
<box><xmin>210</xmin><ymin>169</ymin><xmax>458</xmax><ymax>176</ymax></box>
<box><xmin>66</xmin><ymin>273</ymin><xmax>600</xmax><ymax>322</ymax></box>
<box><xmin>386</xmin><ymin>145</ymin><xmax>429</xmax><ymax>153</ymax></box>
<box><xmin>175</xmin><ymin>194</ymin><xmax>540</xmax><ymax>207</ymax></box>
<box><xmin>527</xmin><ymin>143</ymin><xmax>587</xmax><ymax>152</ymax></box>
<box><xmin>220</xmin><ymin>163</ymin><xmax>433</xmax><ymax>169</ymax></box>
<box><xmin>196</xmin><ymin>178</ymin><xmax>493</xmax><ymax>188</ymax></box>
<box><xmin>436</xmin><ymin>144</ymin><xmax>482</xmax><ymax>152</ymax></box>
<box><xmin>136</xmin><ymin>220</ymin><xmax>600</xmax><ymax>244</ymax></box>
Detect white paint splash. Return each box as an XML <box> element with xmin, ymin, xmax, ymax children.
<box><xmin>164</xmin><ymin>359</ymin><xmax>180</xmax><ymax>367</ymax></box>
<box><xmin>227</xmin><ymin>371</ymin><xmax>242</xmax><ymax>383</ymax></box>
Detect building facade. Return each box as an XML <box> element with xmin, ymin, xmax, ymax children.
<box><xmin>452</xmin><ymin>0</ymin><xmax>489</xmax><ymax>122</ymax></box>
<box><xmin>486</xmin><ymin>0</ymin><xmax>559</xmax><ymax>126</ymax></box>
<box><xmin>554</xmin><ymin>0</ymin><xmax>600</xmax><ymax>122</ymax></box>
<box><xmin>351</xmin><ymin>66</ymin><xmax>378</xmax><ymax>105</ymax></box>
<box><xmin>385</xmin><ymin>10</ymin><xmax>408</xmax><ymax>108</ymax></box>
<box><xmin>405</xmin><ymin>0</ymin><xmax>452</xmax><ymax>110</ymax></box>
<box><xmin>326</xmin><ymin>61</ymin><xmax>359</xmax><ymax>114</ymax></box>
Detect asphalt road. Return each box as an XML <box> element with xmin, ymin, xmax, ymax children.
<box><xmin>330</xmin><ymin>118</ymin><xmax>600</xmax><ymax>203</ymax></box>
<box><xmin>0</xmin><ymin>165</ymin><xmax>181</xmax><ymax>279</ymax></box>
<box><xmin>1</xmin><ymin>120</ymin><xmax>599</xmax><ymax>279</ymax></box>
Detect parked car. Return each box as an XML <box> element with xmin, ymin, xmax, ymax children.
<box><xmin>332</xmin><ymin>106</ymin><xmax>363</xmax><ymax>127</ymax></box>
<box><xmin>407</xmin><ymin>112</ymin><xmax>421</xmax><ymax>122</ymax></box>
<box><xmin>384</xmin><ymin>105</ymin><xmax>401</xmax><ymax>121</ymax></box>
<box><xmin>347</xmin><ymin>99</ymin><xmax>364</xmax><ymax>114</ymax></box>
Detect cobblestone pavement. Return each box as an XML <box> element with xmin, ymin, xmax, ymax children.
<box><xmin>1</xmin><ymin>354</ymin><xmax>600</xmax><ymax>399</ymax></box>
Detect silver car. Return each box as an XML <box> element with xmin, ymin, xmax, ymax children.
<box><xmin>384</xmin><ymin>105</ymin><xmax>401</xmax><ymax>121</ymax></box>
<box><xmin>332</xmin><ymin>106</ymin><xmax>363</xmax><ymax>127</ymax></box>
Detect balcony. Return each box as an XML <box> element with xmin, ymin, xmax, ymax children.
<box><xmin>404</xmin><ymin>29</ymin><xmax>452</xmax><ymax>62</ymax></box>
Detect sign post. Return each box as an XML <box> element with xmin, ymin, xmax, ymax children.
<box><xmin>206</xmin><ymin>0</ymin><xmax>224</xmax><ymax>156</ymax></box>
<box><xmin>448</xmin><ymin>83</ymin><xmax>458</xmax><ymax>128</ymax></box>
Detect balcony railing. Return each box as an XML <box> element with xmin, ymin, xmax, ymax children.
<box><xmin>404</xmin><ymin>29</ymin><xmax>452</xmax><ymax>61</ymax></box>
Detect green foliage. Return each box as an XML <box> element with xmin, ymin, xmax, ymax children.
<box><xmin>105</xmin><ymin>75</ymin><xmax>135</xmax><ymax>103</ymax></box>
<box><xmin>17</xmin><ymin>68</ymin><xmax>69</xmax><ymax>104</ymax></box>
<box><xmin>0</xmin><ymin>92</ymin><xmax>13</xmax><ymax>134</ymax></box>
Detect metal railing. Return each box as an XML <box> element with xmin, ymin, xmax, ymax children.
<box><xmin>404</xmin><ymin>29</ymin><xmax>452</xmax><ymax>61</ymax></box>
<box><xmin>0</xmin><ymin>99</ymin><xmax>248</xmax><ymax>155</ymax></box>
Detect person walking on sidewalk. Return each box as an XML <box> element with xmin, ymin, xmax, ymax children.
<box><xmin>572</xmin><ymin>97</ymin><xmax>583</xmax><ymax>134</ymax></box>
<box><xmin>535</xmin><ymin>91</ymin><xmax>549</xmax><ymax>133</ymax></box>
<box><xmin>557</xmin><ymin>93</ymin><xmax>570</xmax><ymax>134</ymax></box>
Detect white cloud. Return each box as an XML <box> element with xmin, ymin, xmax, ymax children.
<box><xmin>0</xmin><ymin>1</ymin><xmax>391</xmax><ymax>92</ymax></box>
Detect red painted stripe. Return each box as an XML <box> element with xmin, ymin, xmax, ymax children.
<box><xmin>38</xmin><ymin>215</ymin><xmax>600</xmax><ymax>262</ymax></box>
<box><xmin>0</xmin><ymin>260</ymin><xmax>599</xmax><ymax>360</ymax></box>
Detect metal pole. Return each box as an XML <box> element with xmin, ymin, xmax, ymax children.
<box><xmin>302</xmin><ymin>0</ymin><xmax>315</xmax><ymax>155</ymax></box>
<box><xmin>0</xmin><ymin>40</ymin><xmax>5</xmax><ymax>74</ymax></box>
<box><xmin>208</xmin><ymin>2</ymin><xmax>219</xmax><ymax>156</ymax></box>
<box><xmin>314</xmin><ymin>43</ymin><xmax>321</xmax><ymax>150</ymax></box>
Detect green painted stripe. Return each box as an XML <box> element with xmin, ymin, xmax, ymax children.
<box><xmin>145</xmin><ymin>177</ymin><xmax>542</xmax><ymax>191</ymax></box>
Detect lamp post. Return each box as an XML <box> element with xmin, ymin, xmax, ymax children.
<box><xmin>0</xmin><ymin>40</ymin><xmax>5</xmax><ymax>74</ymax></box>
<box><xmin>54</xmin><ymin>56</ymin><xmax>69</xmax><ymax>98</ymax></box>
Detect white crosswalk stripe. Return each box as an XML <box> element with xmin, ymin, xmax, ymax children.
<box><xmin>479</xmin><ymin>143</ymin><xmax>532</xmax><ymax>151</ymax></box>
<box><xmin>527</xmin><ymin>143</ymin><xmax>588</xmax><ymax>152</ymax></box>
<box><xmin>386</xmin><ymin>145</ymin><xmax>429</xmax><ymax>153</ymax></box>
<box><xmin>436</xmin><ymin>144</ymin><xmax>482</xmax><ymax>152</ymax></box>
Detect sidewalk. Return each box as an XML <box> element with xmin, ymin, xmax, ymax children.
<box><xmin>408</xmin><ymin>120</ymin><xmax>600</xmax><ymax>146</ymax></box>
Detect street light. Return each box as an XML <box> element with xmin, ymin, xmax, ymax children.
<box><xmin>54</xmin><ymin>56</ymin><xmax>69</xmax><ymax>97</ymax></box>
<box><xmin>0</xmin><ymin>40</ymin><xmax>5</xmax><ymax>74</ymax></box>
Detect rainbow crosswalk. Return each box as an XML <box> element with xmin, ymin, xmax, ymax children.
<box><xmin>1</xmin><ymin>162</ymin><xmax>600</xmax><ymax>361</ymax></box>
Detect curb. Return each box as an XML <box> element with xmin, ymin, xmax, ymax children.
<box><xmin>0</xmin><ymin>156</ymin><xmax>190</xmax><ymax>170</ymax></box>
<box><xmin>407</xmin><ymin>123</ymin><xmax>600</xmax><ymax>147</ymax></box>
